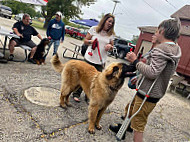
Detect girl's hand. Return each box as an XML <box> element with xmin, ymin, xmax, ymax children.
<box><xmin>88</xmin><ymin>40</ymin><xmax>92</xmax><ymax>45</ymax></box>
<box><xmin>126</xmin><ymin>52</ymin><xmax>137</xmax><ymax>63</ymax></box>
<box><xmin>104</xmin><ymin>44</ymin><xmax>113</xmax><ymax>51</ymax></box>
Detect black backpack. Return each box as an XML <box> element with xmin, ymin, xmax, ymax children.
<box><xmin>81</xmin><ymin>44</ymin><xmax>88</xmax><ymax>56</ymax></box>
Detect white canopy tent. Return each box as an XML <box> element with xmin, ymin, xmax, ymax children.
<box><xmin>15</xmin><ymin>0</ymin><xmax>47</xmax><ymax>6</ymax></box>
<box><xmin>0</xmin><ymin>0</ymin><xmax>48</xmax><ymax>6</ymax></box>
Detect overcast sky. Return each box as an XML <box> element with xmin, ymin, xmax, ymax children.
<box><xmin>80</xmin><ymin>0</ymin><xmax>190</xmax><ymax>40</ymax></box>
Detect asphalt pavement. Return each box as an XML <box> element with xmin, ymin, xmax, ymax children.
<box><xmin>0</xmin><ymin>17</ymin><xmax>190</xmax><ymax>142</ymax></box>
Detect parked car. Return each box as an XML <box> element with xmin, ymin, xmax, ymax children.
<box><xmin>114</xmin><ymin>38</ymin><xmax>135</xmax><ymax>59</ymax></box>
<box><xmin>108</xmin><ymin>46</ymin><xmax>118</xmax><ymax>59</ymax></box>
<box><xmin>65</xmin><ymin>26</ymin><xmax>86</xmax><ymax>40</ymax></box>
<box><xmin>0</xmin><ymin>5</ymin><xmax>12</xmax><ymax>19</ymax></box>
<box><xmin>77</xmin><ymin>31</ymin><xmax>87</xmax><ymax>40</ymax></box>
<box><xmin>65</xmin><ymin>26</ymin><xmax>78</xmax><ymax>37</ymax></box>
<box><xmin>112</xmin><ymin>38</ymin><xmax>135</xmax><ymax>59</ymax></box>
<box><xmin>14</xmin><ymin>13</ymin><xmax>24</xmax><ymax>21</ymax></box>
<box><xmin>65</xmin><ymin>26</ymin><xmax>71</xmax><ymax>33</ymax></box>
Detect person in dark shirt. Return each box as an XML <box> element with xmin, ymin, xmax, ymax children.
<box><xmin>8</xmin><ymin>13</ymin><xmax>42</xmax><ymax>64</ymax></box>
<box><xmin>46</xmin><ymin>11</ymin><xmax>65</xmax><ymax>56</ymax></box>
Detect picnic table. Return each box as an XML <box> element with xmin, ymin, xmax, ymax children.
<box><xmin>0</xmin><ymin>26</ymin><xmax>19</xmax><ymax>56</ymax></box>
<box><xmin>62</xmin><ymin>42</ymin><xmax>83</xmax><ymax>59</ymax></box>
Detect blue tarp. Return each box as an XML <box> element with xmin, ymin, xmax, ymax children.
<box><xmin>71</xmin><ymin>19</ymin><xmax>99</xmax><ymax>27</ymax></box>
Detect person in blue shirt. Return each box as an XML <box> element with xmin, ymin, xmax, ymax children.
<box><xmin>46</xmin><ymin>11</ymin><xmax>65</xmax><ymax>56</ymax></box>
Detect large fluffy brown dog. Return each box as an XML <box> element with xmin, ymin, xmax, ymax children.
<box><xmin>51</xmin><ymin>54</ymin><xmax>135</xmax><ymax>134</ymax></box>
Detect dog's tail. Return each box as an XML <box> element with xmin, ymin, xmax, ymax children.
<box><xmin>51</xmin><ymin>54</ymin><xmax>64</xmax><ymax>73</ymax></box>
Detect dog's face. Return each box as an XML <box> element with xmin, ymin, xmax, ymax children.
<box><xmin>37</xmin><ymin>38</ymin><xmax>51</xmax><ymax>53</ymax></box>
<box><xmin>104</xmin><ymin>63</ymin><xmax>136</xmax><ymax>90</ymax></box>
<box><xmin>41</xmin><ymin>38</ymin><xmax>50</xmax><ymax>46</ymax></box>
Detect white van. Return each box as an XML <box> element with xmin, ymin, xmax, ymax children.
<box><xmin>0</xmin><ymin>5</ymin><xmax>12</xmax><ymax>19</ymax></box>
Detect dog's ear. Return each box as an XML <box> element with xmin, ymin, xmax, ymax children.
<box><xmin>39</xmin><ymin>38</ymin><xmax>45</xmax><ymax>44</ymax></box>
<box><xmin>106</xmin><ymin>66</ymin><xmax>119</xmax><ymax>80</ymax></box>
<box><xmin>43</xmin><ymin>38</ymin><xmax>50</xmax><ymax>46</ymax></box>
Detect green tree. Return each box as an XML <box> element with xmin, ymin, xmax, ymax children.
<box><xmin>23</xmin><ymin>7</ymin><xmax>36</xmax><ymax>18</ymax></box>
<box><xmin>35</xmin><ymin>11</ymin><xmax>42</xmax><ymax>18</ymax></box>
<box><xmin>42</xmin><ymin>0</ymin><xmax>96</xmax><ymax>28</ymax></box>
<box><xmin>131</xmin><ymin>35</ymin><xmax>139</xmax><ymax>45</ymax></box>
<box><xmin>1</xmin><ymin>0</ymin><xmax>37</xmax><ymax>18</ymax></box>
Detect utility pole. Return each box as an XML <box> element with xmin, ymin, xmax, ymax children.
<box><xmin>112</xmin><ymin>0</ymin><xmax>120</xmax><ymax>15</ymax></box>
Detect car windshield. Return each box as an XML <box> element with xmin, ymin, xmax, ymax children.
<box><xmin>118</xmin><ymin>40</ymin><xmax>128</xmax><ymax>45</ymax></box>
<box><xmin>73</xmin><ymin>29</ymin><xmax>79</xmax><ymax>32</ymax></box>
<box><xmin>114</xmin><ymin>39</ymin><xmax>129</xmax><ymax>45</ymax></box>
<box><xmin>80</xmin><ymin>31</ymin><xmax>87</xmax><ymax>34</ymax></box>
<box><xmin>1</xmin><ymin>5</ymin><xmax>12</xmax><ymax>11</ymax></box>
<box><xmin>19</xmin><ymin>14</ymin><xmax>24</xmax><ymax>16</ymax></box>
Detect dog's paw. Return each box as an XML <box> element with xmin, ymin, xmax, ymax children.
<box><xmin>60</xmin><ymin>103</ymin><xmax>67</xmax><ymax>108</ymax></box>
<box><xmin>66</xmin><ymin>103</ymin><xmax>72</xmax><ymax>107</ymax></box>
<box><xmin>95</xmin><ymin>124</ymin><xmax>102</xmax><ymax>130</ymax></box>
<box><xmin>88</xmin><ymin>128</ymin><xmax>95</xmax><ymax>134</ymax></box>
<box><xmin>42</xmin><ymin>62</ymin><xmax>46</xmax><ymax>65</ymax></box>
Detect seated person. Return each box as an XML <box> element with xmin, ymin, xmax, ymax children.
<box><xmin>8</xmin><ymin>13</ymin><xmax>42</xmax><ymax>64</ymax></box>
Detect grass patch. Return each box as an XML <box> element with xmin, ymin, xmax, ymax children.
<box><xmin>31</xmin><ymin>20</ymin><xmax>46</xmax><ymax>30</ymax></box>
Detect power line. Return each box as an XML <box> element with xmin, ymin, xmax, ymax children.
<box><xmin>142</xmin><ymin>0</ymin><xmax>168</xmax><ymax>18</ymax></box>
<box><xmin>114</xmin><ymin>5</ymin><xmax>140</xmax><ymax>37</ymax></box>
<box><xmin>118</xmin><ymin>4</ymin><xmax>138</xmax><ymax>24</ymax></box>
<box><xmin>165</xmin><ymin>0</ymin><xmax>177</xmax><ymax>9</ymax></box>
<box><xmin>164</xmin><ymin>0</ymin><xmax>190</xmax><ymax>19</ymax></box>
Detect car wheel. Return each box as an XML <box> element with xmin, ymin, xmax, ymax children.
<box><xmin>118</xmin><ymin>50</ymin><xmax>125</xmax><ymax>59</ymax></box>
